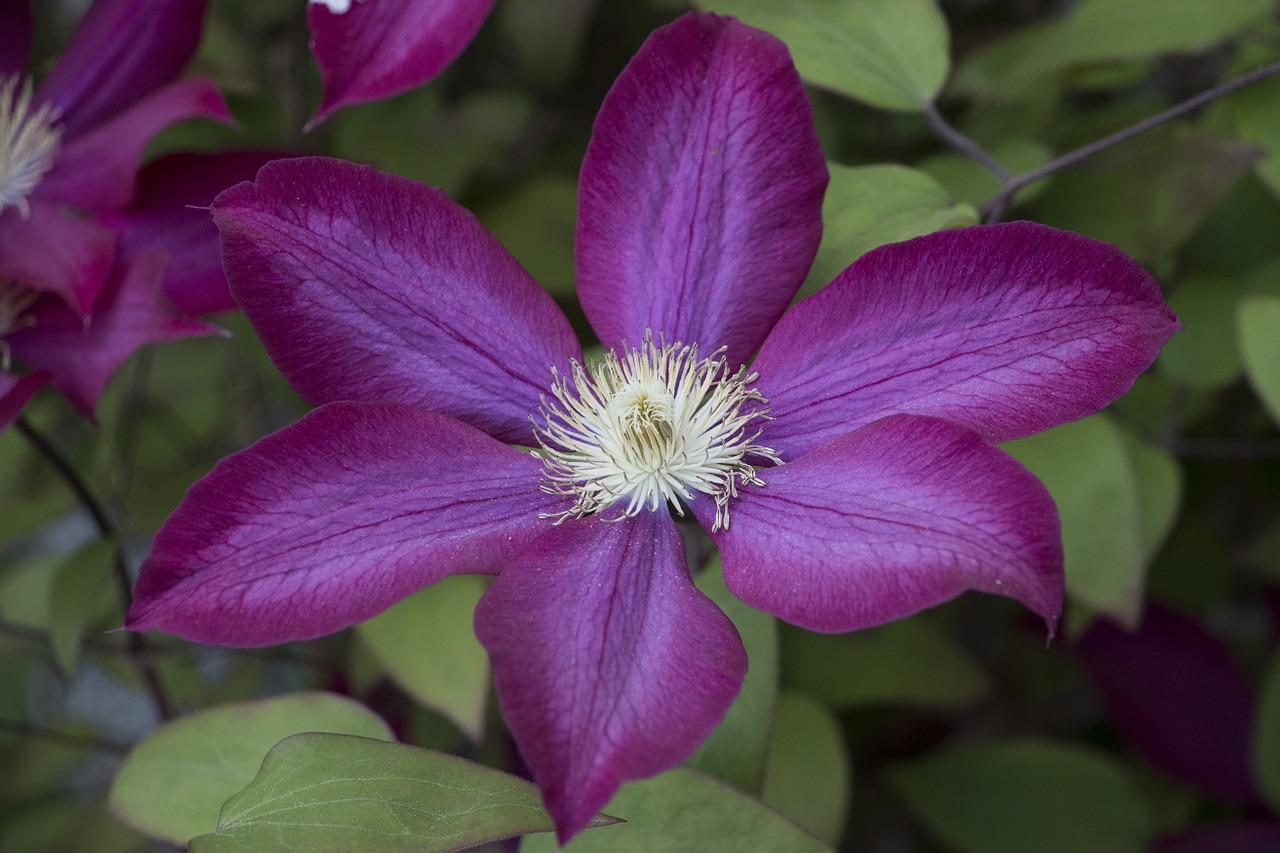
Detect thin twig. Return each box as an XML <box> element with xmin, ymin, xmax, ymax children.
<box><xmin>920</xmin><ymin>99</ymin><xmax>1012</xmax><ymax>182</ymax></box>
<box><xmin>980</xmin><ymin>59</ymin><xmax>1280</xmax><ymax>221</ymax></box>
<box><xmin>15</xmin><ymin>416</ymin><xmax>173</xmax><ymax>720</ymax></box>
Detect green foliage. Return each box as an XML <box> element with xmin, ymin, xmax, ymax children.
<box><xmin>188</xmin><ymin>733</ymin><xmax>597</xmax><ymax>852</ymax></box>
<box><xmin>761</xmin><ymin>692</ymin><xmax>849</xmax><ymax>846</ymax></box>
<box><xmin>1005</xmin><ymin>416</ymin><xmax>1180</xmax><ymax>629</ymax></box>
<box><xmin>889</xmin><ymin>739</ymin><xmax>1155</xmax><ymax>853</ymax></box>
<box><xmin>1256</xmin><ymin>650</ymin><xmax>1280</xmax><ymax>813</ymax></box>
<box><xmin>48</xmin><ymin>541</ymin><xmax>115</xmax><ymax>676</ymax></box>
<box><xmin>686</xmin><ymin>557</ymin><xmax>779</xmax><ymax>793</ymax></box>
<box><xmin>698</xmin><ymin>0</ymin><xmax>950</xmax><ymax>111</ymax></box>
<box><xmin>108</xmin><ymin>693</ymin><xmax>393</xmax><ymax>845</ymax></box>
<box><xmin>1239</xmin><ymin>295</ymin><xmax>1280</xmax><ymax>425</ymax></box>
<box><xmin>520</xmin><ymin>769</ymin><xmax>833</xmax><ymax>852</ymax></box>
<box><xmin>356</xmin><ymin>575</ymin><xmax>491</xmax><ymax>742</ymax></box>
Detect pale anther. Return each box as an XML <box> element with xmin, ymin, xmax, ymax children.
<box><xmin>0</xmin><ymin>76</ymin><xmax>63</xmax><ymax>218</ymax></box>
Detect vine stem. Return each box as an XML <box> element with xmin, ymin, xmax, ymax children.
<box><xmin>976</xmin><ymin>59</ymin><xmax>1280</xmax><ymax>221</ymax></box>
<box><xmin>15</xmin><ymin>415</ymin><xmax>172</xmax><ymax>720</ymax></box>
<box><xmin>920</xmin><ymin>99</ymin><xmax>1011</xmax><ymax>182</ymax></box>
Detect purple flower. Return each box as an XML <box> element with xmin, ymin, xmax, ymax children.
<box><xmin>126</xmin><ymin>13</ymin><xmax>1177</xmax><ymax>841</ymax></box>
<box><xmin>0</xmin><ymin>0</ymin><xmax>231</xmax><ymax>421</ymax></box>
<box><xmin>306</xmin><ymin>0</ymin><xmax>494</xmax><ymax>127</ymax></box>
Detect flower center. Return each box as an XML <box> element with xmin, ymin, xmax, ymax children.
<box><xmin>0</xmin><ymin>76</ymin><xmax>63</xmax><ymax>219</ymax></box>
<box><xmin>533</xmin><ymin>333</ymin><xmax>779</xmax><ymax>531</ymax></box>
<box><xmin>0</xmin><ymin>279</ymin><xmax>39</xmax><ymax>370</ymax></box>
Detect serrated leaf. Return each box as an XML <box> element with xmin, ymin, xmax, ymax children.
<box><xmin>356</xmin><ymin>574</ymin><xmax>490</xmax><ymax>741</ymax></box>
<box><xmin>889</xmin><ymin>739</ymin><xmax>1154</xmax><ymax>853</ymax></box>
<box><xmin>48</xmin><ymin>540</ymin><xmax>115</xmax><ymax>675</ymax></box>
<box><xmin>108</xmin><ymin>692</ymin><xmax>393</xmax><ymax>845</ymax></box>
<box><xmin>521</xmin><ymin>768</ymin><xmax>833</xmax><ymax>852</ymax></box>
<box><xmin>698</xmin><ymin>0</ymin><xmax>950</xmax><ymax>111</ymax></box>
<box><xmin>189</xmin><ymin>733</ymin><xmax>604</xmax><ymax>853</ymax></box>
<box><xmin>761</xmin><ymin>693</ymin><xmax>849</xmax><ymax>846</ymax></box>
<box><xmin>802</xmin><ymin>163</ymin><xmax>976</xmax><ymax>296</ymax></box>
<box><xmin>780</xmin><ymin>615</ymin><xmax>989</xmax><ymax>710</ymax></box>
<box><xmin>1239</xmin><ymin>295</ymin><xmax>1280</xmax><ymax>425</ymax></box>
<box><xmin>686</xmin><ymin>557</ymin><xmax>778</xmax><ymax>793</ymax></box>
<box><xmin>1256</xmin><ymin>651</ymin><xmax>1280</xmax><ymax>813</ymax></box>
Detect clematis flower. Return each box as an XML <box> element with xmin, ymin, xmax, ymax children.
<box><xmin>126</xmin><ymin>12</ymin><xmax>1177</xmax><ymax>842</ymax></box>
<box><xmin>306</xmin><ymin>0</ymin><xmax>494</xmax><ymax>127</ymax></box>
<box><xmin>0</xmin><ymin>0</ymin><xmax>231</xmax><ymax>422</ymax></box>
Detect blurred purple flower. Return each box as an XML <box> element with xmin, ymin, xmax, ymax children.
<box><xmin>1076</xmin><ymin>604</ymin><xmax>1260</xmax><ymax>805</ymax></box>
<box><xmin>0</xmin><ymin>0</ymin><xmax>231</xmax><ymax>422</ymax></box>
<box><xmin>306</xmin><ymin>0</ymin><xmax>493</xmax><ymax>127</ymax></box>
<box><xmin>127</xmin><ymin>12</ymin><xmax>1177</xmax><ymax>841</ymax></box>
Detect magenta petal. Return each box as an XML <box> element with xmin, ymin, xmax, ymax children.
<box><xmin>0</xmin><ymin>199</ymin><xmax>114</xmax><ymax>314</ymax></box>
<box><xmin>39</xmin><ymin>77</ymin><xmax>231</xmax><ymax>212</ymax></box>
<box><xmin>1075</xmin><ymin>605</ymin><xmax>1259</xmax><ymax>805</ymax></box>
<box><xmin>754</xmin><ymin>222</ymin><xmax>1179</xmax><ymax>458</ymax></box>
<box><xmin>7</xmin><ymin>250</ymin><xmax>214</xmax><ymax>417</ymax></box>
<box><xmin>0</xmin><ymin>1</ymin><xmax>30</xmax><ymax>76</ymax></box>
<box><xmin>0</xmin><ymin>371</ymin><xmax>49</xmax><ymax>432</ymax></box>
<box><xmin>35</xmin><ymin>0</ymin><xmax>209</xmax><ymax>137</ymax></box>
<box><xmin>103</xmin><ymin>151</ymin><xmax>286</xmax><ymax>315</ymax></box>
<box><xmin>213</xmin><ymin>157</ymin><xmax>580</xmax><ymax>445</ymax></box>
<box><xmin>475</xmin><ymin>512</ymin><xmax>746</xmax><ymax>842</ymax></box>
<box><xmin>307</xmin><ymin>0</ymin><xmax>494</xmax><ymax>127</ymax></box>
<box><xmin>709</xmin><ymin>414</ymin><xmax>1063</xmax><ymax>634</ymax></box>
<box><xmin>127</xmin><ymin>402</ymin><xmax>553</xmax><ymax>646</ymax></box>
<box><xmin>576</xmin><ymin>12</ymin><xmax>827</xmax><ymax>369</ymax></box>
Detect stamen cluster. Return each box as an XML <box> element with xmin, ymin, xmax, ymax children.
<box><xmin>533</xmin><ymin>334</ymin><xmax>779</xmax><ymax>531</ymax></box>
<box><xmin>0</xmin><ymin>76</ymin><xmax>63</xmax><ymax>218</ymax></box>
<box><xmin>0</xmin><ymin>280</ymin><xmax>39</xmax><ymax>370</ymax></box>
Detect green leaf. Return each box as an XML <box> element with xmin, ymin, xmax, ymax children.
<box><xmin>1120</xmin><ymin>431</ymin><xmax>1182</xmax><ymax>562</ymax></box>
<box><xmin>356</xmin><ymin>574</ymin><xmax>490</xmax><ymax>741</ymax></box>
<box><xmin>780</xmin><ymin>615</ymin><xmax>989</xmax><ymax>709</ymax></box>
<box><xmin>189</xmin><ymin>733</ymin><xmax>601</xmax><ymax>853</ymax></box>
<box><xmin>48</xmin><ymin>540</ymin><xmax>115</xmax><ymax>675</ymax></box>
<box><xmin>1005</xmin><ymin>416</ymin><xmax>1170</xmax><ymax>628</ymax></box>
<box><xmin>686</xmin><ymin>557</ymin><xmax>779</xmax><ymax>793</ymax></box>
<box><xmin>1255</xmin><ymin>650</ymin><xmax>1280</xmax><ymax>813</ymax></box>
<box><xmin>916</xmin><ymin>138</ymin><xmax>1051</xmax><ymax>209</ymax></box>
<box><xmin>1239</xmin><ymin>295</ymin><xmax>1280</xmax><ymax>425</ymax></box>
<box><xmin>521</xmin><ymin>769</ymin><xmax>833</xmax><ymax>852</ymax></box>
<box><xmin>955</xmin><ymin>0</ymin><xmax>1271</xmax><ymax>101</ymax></box>
<box><xmin>479</xmin><ymin>177</ymin><xmax>579</xmax><ymax>298</ymax></box>
<box><xmin>108</xmin><ymin>692</ymin><xmax>393</xmax><ymax>845</ymax></box>
<box><xmin>1157</xmin><ymin>275</ymin><xmax>1246</xmax><ymax>390</ymax></box>
<box><xmin>761</xmin><ymin>693</ymin><xmax>849</xmax><ymax>846</ymax></box>
<box><xmin>802</xmin><ymin>163</ymin><xmax>976</xmax><ymax>296</ymax></box>
<box><xmin>889</xmin><ymin>739</ymin><xmax>1154</xmax><ymax>853</ymax></box>
<box><xmin>1028</xmin><ymin>126</ymin><xmax>1258</xmax><ymax>266</ymax></box>
<box><xmin>698</xmin><ymin>0</ymin><xmax>950</xmax><ymax>111</ymax></box>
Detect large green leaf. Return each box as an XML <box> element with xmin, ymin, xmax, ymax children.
<box><xmin>802</xmin><ymin>163</ymin><xmax>976</xmax><ymax>296</ymax></box>
<box><xmin>685</xmin><ymin>557</ymin><xmax>779</xmax><ymax>793</ymax></box>
<box><xmin>1005</xmin><ymin>415</ymin><xmax>1179</xmax><ymax>628</ymax></box>
<box><xmin>780</xmin><ymin>615</ymin><xmax>989</xmax><ymax>709</ymax></box>
<box><xmin>189</xmin><ymin>733</ymin><xmax>603</xmax><ymax>852</ymax></box>
<box><xmin>698</xmin><ymin>0</ymin><xmax>950</xmax><ymax>111</ymax></box>
<box><xmin>955</xmin><ymin>0</ymin><xmax>1271</xmax><ymax>100</ymax></box>
<box><xmin>108</xmin><ymin>692</ymin><xmax>394</xmax><ymax>845</ymax></box>
<box><xmin>761</xmin><ymin>692</ymin><xmax>849</xmax><ymax>846</ymax></box>
<box><xmin>522</xmin><ymin>769</ymin><xmax>832</xmax><ymax>852</ymax></box>
<box><xmin>1255</xmin><ymin>650</ymin><xmax>1280</xmax><ymax>813</ymax></box>
<box><xmin>889</xmin><ymin>739</ymin><xmax>1154</xmax><ymax>853</ymax></box>
<box><xmin>480</xmin><ymin>177</ymin><xmax>579</xmax><ymax>298</ymax></box>
<box><xmin>1239</xmin><ymin>295</ymin><xmax>1280</xmax><ymax>425</ymax></box>
<box><xmin>356</xmin><ymin>574</ymin><xmax>490</xmax><ymax>741</ymax></box>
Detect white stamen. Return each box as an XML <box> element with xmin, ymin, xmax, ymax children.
<box><xmin>533</xmin><ymin>333</ymin><xmax>780</xmax><ymax>532</ymax></box>
<box><xmin>0</xmin><ymin>280</ymin><xmax>39</xmax><ymax>371</ymax></box>
<box><xmin>0</xmin><ymin>76</ymin><xmax>63</xmax><ymax>218</ymax></box>
<box><xmin>310</xmin><ymin>0</ymin><xmax>356</xmax><ymax>13</ymax></box>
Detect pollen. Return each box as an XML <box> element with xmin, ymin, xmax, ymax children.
<box><xmin>0</xmin><ymin>76</ymin><xmax>63</xmax><ymax>219</ymax></box>
<box><xmin>533</xmin><ymin>333</ymin><xmax>780</xmax><ymax>531</ymax></box>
